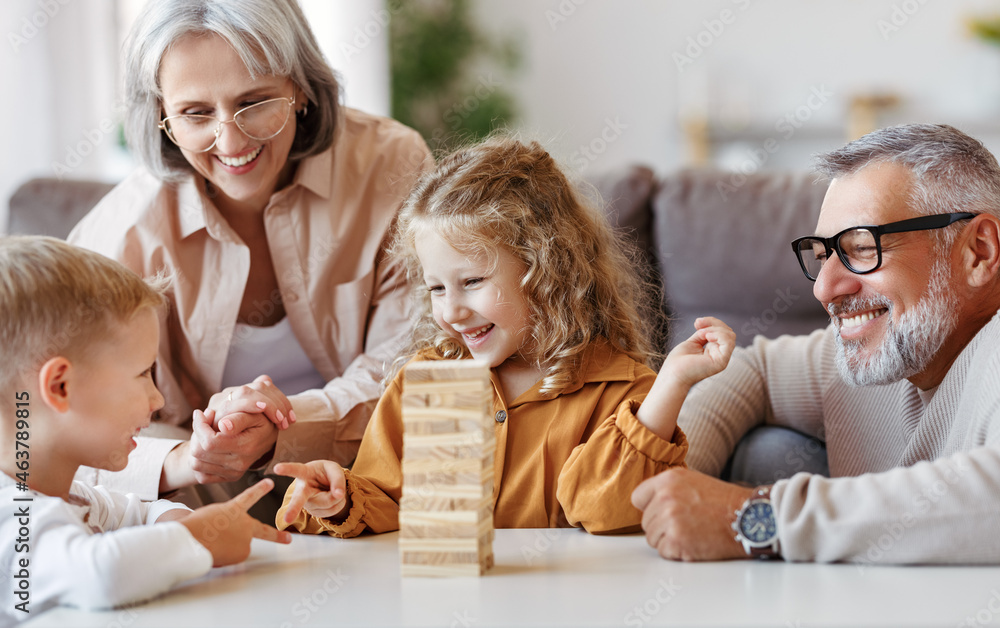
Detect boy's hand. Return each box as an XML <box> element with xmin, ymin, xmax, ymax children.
<box><xmin>187</xmin><ymin>409</ymin><xmax>278</xmax><ymax>484</ymax></box>
<box><xmin>662</xmin><ymin>317</ymin><xmax>736</xmax><ymax>388</ymax></box>
<box><xmin>274</xmin><ymin>461</ymin><xmax>349</xmax><ymax>524</ymax></box>
<box><xmin>178</xmin><ymin>478</ymin><xmax>292</xmax><ymax>567</ymax></box>
<box><xmin>209</xmin><ymin>374</ymin><xmax>296</xmax><ymax>432</ymax></box>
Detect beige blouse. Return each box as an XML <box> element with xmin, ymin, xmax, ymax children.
<box><xmin>69</xmin><ymin>108</ymin><xmax>432</xmax><ymax>499</ymax></box>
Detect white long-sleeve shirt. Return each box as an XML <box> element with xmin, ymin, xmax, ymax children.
<box><xmin>678</xmin><ymin>310</ymin><xmax>1000</xmax><ymax>564</ymax></box>
<box><xmin>0</xmin><ymin>474</ymin><xmax>211</xmax><ymax>624</ymax></box>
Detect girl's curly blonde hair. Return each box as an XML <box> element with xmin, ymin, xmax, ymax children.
<box><xmin>390</xmin><ymin>136</ymin><xmax>660</xmax><ymax>394</ymax></box>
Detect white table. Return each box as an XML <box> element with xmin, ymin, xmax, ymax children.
<box><xmin>24</xmin><ymin>529</ymin><xmax>1000</xmax><ymax>627</ymax></box>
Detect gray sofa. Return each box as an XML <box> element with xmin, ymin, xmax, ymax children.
<box><xmin>590</xmin><ymin>165</ymin><xmax>830</xmax><ymax>350</ymax></box>
<box><xmin>7</xmin><ymin>167</ymin><xmax>832</xmax><ymax>353</ymax></box>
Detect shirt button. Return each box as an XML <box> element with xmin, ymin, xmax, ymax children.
<box><xmin>495</xmin><ymin>410</ymin><xmax>507</xmax><ymax>423</ymax></box>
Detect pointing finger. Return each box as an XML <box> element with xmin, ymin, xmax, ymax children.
<box><xmin>273</xmin><ymin>462</ymin><xmax>310</xmax><ymax>482</ymax></box>
<box><xmin>253</xmin><ymin>520</ymin><xmax>292</xmax><ymax>544</ymax></box>
<box><xmin>282</xmin><ymin>479</ymin><xmax>320</xmax><ymax>525</ymax></box>
<box><xmin>229</xmin><ymin>478</ymin><xmax>275</xmax><ymax>512</ymax></box>
<box><xmin>631</xmin><ymin>475</ymin><xmax>657</xmax><ymax>511</ymax></box>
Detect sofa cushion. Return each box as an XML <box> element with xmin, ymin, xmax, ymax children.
<box><xmin>587</xmin><ymin>163</ymin><xmax>657</xmax><ymax>259</ymax></box>
<box><xmin>653</xmin><ymin>169</ymin><xmax>830</xmax><ymax>348</ymax></box>
<box><xmin>8</xmin><ymin>177</ymin><xmax>116</xmax><ymax>239</ymax></box>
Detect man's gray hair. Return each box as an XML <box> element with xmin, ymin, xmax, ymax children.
<box><xmin>123</xmin><ymin>0</ymin><xmax>341</xmax><ymax>181</ymax></box>
<box><xmin>815</xmin><ymin>124</ymin><xmax>1000</xmax><ymax>250</ymax></box>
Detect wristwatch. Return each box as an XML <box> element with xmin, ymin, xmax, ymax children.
<box><xmin>732</xmin><ymin>486</ymin><xmax>781</xmax><ymax>559</ymax></box>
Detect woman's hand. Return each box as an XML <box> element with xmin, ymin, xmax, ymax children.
<box><xmin>208</xmin><ymin>374</ymin><xmax>296</xmax><ymax>432</ymax></box>
<box><xmin>158</xmin><ymin>408</ymin><xmax>283</xmax><ymax>491</ymax></box>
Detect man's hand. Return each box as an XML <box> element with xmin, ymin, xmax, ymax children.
<box><xmin>273</xmin><ymin>460</ymin><xmax>349</xmax><ymax>524</ymax></box>
<box><xmin>631</xmin><ymin>467</ymin><xmax>755</xmax><ymax>561</ymax></box>
<box><xmin>177</xmin><ymin>479</ymin><xmax>292</xmax><ymax>567</ymax></box>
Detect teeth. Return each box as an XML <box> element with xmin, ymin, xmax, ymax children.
<box><xmin>218</xmin><ymin>145</ymin><xmax>262</xmax><ymax>167</ymax></box>
<box><xmin>841</xmin><ymin>309</ymin><xmax>885</xmax><ymax>329</ymax></box>
<box><xmin>465</xmin><ymin>325</ymin><xmax>492</xmax><ymax>339</ymax></box>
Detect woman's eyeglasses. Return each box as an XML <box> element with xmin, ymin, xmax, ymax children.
<box><xmin>158</xmin><ymin>94</ymin><xmax>296</xmax><ymax>153</ymax></box>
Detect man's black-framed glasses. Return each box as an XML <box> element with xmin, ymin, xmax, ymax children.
<box><xmin>791</xmin><ymin>212</ymin><xmax>976</xmax><ymax>282</ymax></box>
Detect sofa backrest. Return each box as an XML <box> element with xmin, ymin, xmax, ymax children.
<box><xmin>591</xmin><ymin>166</ymin><xmax>832</xmax><ymax>353</ymax></box>
<box><xmin>653</xmin><ymin>169</ymin><xmax>830</xmax><ymax>348</ymax></box>
<box><xmin>7</xmin><ymin>177</ymin><xmax>116</xmax><ymax>239</ymax></box>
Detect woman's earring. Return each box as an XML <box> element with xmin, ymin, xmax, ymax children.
<box><xmin>299</xmin><ymin>103</ymin><xmax>308</xmax><ymax>117</ymax></box>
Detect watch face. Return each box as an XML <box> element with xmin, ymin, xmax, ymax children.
<box><xmin>738</xmin><ymin>500</ymin><xmax>776</xmax><ymax>544</ymax></box>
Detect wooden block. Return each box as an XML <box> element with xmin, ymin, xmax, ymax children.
<box><xmin>400</xmin><ymin>360</ymin><xmax>495</xmax><ymax>577</ymax></box>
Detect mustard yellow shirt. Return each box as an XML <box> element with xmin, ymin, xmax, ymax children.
<box><xmin>68</xmin><ymin>108</ymin><xmax>432</xmax><ymax>499</ymax></box>
<box><xmin>277</xmin><ymin>338</ymin><xmax>688</xmax><ymax>535</ymax></box>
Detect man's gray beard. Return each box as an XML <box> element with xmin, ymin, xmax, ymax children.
<box><xmin>832</xmin><ymin>259</ymin><xmax>958</xmax><ymax>387</ymax></box>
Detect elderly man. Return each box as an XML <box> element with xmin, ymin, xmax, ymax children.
<box><xmin>632</xmin><ymin>123</ymin><xmax>1000</xmax><ymax>564</ymax></box>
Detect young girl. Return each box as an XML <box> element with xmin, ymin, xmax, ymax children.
<box><xmin>274</xmin><ymin>137</ymin><xmax>734</xmax><ymax>535</ymax></box>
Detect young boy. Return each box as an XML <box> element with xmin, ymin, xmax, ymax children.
<box><xmin>0</xmin><ymin>237</ymin><xmax>291</xmax><ymax>621</ymax></box>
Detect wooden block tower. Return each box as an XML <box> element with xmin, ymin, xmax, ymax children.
<box><xmin>399</xmin><ymin>360</ymin><xmax>495</xmax><ymax>577</ymax></box>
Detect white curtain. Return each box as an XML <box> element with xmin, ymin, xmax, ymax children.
<box><xmin>0</xmin><ymin>0</ymin><xmax>126</xmax><ymax>234</ymax></box>
<box><xmin>300</xmin><ymin>0</ymin><xmax>391</xmax><ymax>117</ymax></box>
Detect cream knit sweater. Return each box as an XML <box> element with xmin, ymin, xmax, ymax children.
<box><xmin>678</xmin><ymin>310</ymin><xmax>1000</xmax><ymax>564</ymax></box>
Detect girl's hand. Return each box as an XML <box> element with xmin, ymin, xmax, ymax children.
<box><xmin>208</xmin><ymin>374</ymin><xmax>296</xmax><ymax>432</ymax></box>
<box><xmin>274</xmin><ymin>461</ymin><xmax>349</xmax><ymax>524</ymax></box>
<box><xmin>663</xmin><ymin>317</ymin><xmax>736</xmax><ymax>387</ymax></box>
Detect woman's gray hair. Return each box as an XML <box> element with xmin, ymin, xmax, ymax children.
<box><xmin>814</xmin><ymin>123</ymin><xmax>1000</xmax><ymax>248</ymax></box>
<box><xmin>123</xmin><ymin>0</ymin><xmax>341</xmax><ymax>181</ymax></box>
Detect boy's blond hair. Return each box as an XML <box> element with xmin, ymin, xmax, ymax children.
<box><xmin>390</xmin><ymin>136</ymin><xmax>660</xmax><ymax>395</ymax></box>
<box><xmin>0</xmin><ymin>236</ymin><xmax>167</xmax><ymax>396</ymax></box>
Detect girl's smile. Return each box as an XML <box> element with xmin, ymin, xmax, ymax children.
<box><xmin>415</xmin><ymin>227</ymin><xmax>537</xmax><ymax>381</ymax></box>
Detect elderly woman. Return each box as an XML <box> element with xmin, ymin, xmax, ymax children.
<box><xmin>69</xmin><ymin>0</ymin><xmax>431</xmax><ymax>510</ymax></box>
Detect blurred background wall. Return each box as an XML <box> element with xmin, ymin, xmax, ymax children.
<box><xmin>4</xmin><ymin>0</ymin><xmax>1000</xmax><ymax>232</ymax></box>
